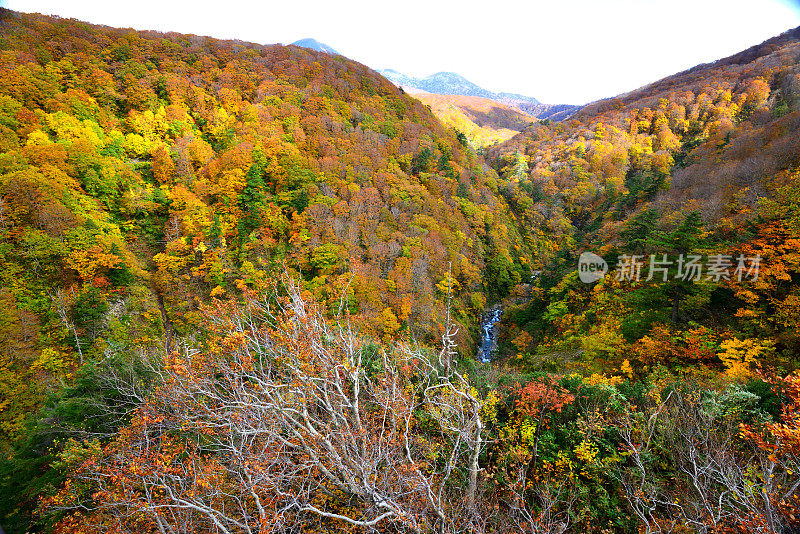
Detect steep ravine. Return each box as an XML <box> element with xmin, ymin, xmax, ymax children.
<box><xmin>477</xmin><ymin>304</ymin><xmax>503</xmax><ymax>362</ymax></box>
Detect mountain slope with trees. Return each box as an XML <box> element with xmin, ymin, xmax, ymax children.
<box><xmin>379</xmin><ymin>68</ymin><xmax>581</xmax><ymax>120</ymax></box>
<box><xmin>486</xmin><ymin>23</ymin><xmax>800</xmax><ymax>377</ymax></box>
<box><xmin>1</xmin><ymin>9</ymin><xmax>800</xmax><ymax>534</ymax></box>
<box><xmin>411</xmin><ymin>92</ymin><xmax>536</xmax><ymax>147</ymax></box>
<box><xmin>0</xmin><ymin>9</ymin><xmax>537</xmax><ymax>529</ymax></box>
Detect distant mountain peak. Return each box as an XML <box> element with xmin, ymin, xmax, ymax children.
<box><xmin>378</xmin><ymin>69</ymin><xmax>582</xmax><ymax>121</ymax></box>
<box><xmin>431</xmin><ymin>71</ymin><xmax>467</xmax><ymax>80</ymax></box>
<box><xmin>291</xmin><ymin>38</ymin><xmax>339</xmax><ymax>55</ymax></box>
<box><xmin>378</xmin><ymin>69</ymin><xmax>541</xmax><ymax>105</ymax></box>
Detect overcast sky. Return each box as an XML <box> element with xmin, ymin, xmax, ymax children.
<box><xmin>3</xmin><ymin>0</ymin><xmax>800</xmax><ymax>104</ymax></box>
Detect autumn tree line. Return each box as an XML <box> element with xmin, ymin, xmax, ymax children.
<box><xmin>1</xmin><ymin>8</ymin><xmax>800</xmax><ymax>533</ymax></box>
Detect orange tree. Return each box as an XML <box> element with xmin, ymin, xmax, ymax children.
<box><xmin>46</xmin><ymin>281</ymin><xmax>496</xmax><ymax>533</ymax></box>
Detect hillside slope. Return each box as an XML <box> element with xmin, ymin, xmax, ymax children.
<box><xmin>2</xmin><ymin>10</ymin><xmax>800</xmax><ymax>534</ymax></box>
<box><xmin>0</xmin><ymin>7</ymin><xmax>533</xmax><ymax>464</ymax></box>
<box><xmin>380</xmin><ymin>68</ymin><xmax>581</xmax><ymax>120</ymax></box>
<box><xmin>412</xmin><ymin>92</ymin><xmax>536</xmax><ymax>147</ymax></box>
<box><xmin>485</xmin><ymin>24</ymin><xmax>800</xmax><ymax>371</ymax></box>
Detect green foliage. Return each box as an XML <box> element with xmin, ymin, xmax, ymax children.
<box><xmin>0</xmin><ymin>353</ymin><xmax>155</xmax><ymax>531</ymax></box>
<box><xmin>620</xmin><ymin>208</ymin><xmax>659</xmax><ymax>252</ymax></box>
<box><xmin>411</xmin><ymin>146</ymin><xmax>432</xmax><ymax>175</ymax></box>
<box><xmin>1</xmin><ymin>9</ymin><xmax>799</xmax><ymax>534</ymax></box>
<box><xmin>71</xmin><ymin>287</ymin><xmax>109</xmax><ymax>344</ymax></box>
<box><xmin>485</xmin><ymin>249</ymin><xmax>521</xmax><ymax>298</ymax></box>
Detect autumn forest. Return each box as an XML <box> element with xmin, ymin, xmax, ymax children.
<box><xmin>1</xmin><ymin>8</ymin><xmax>800</xmax><ymax>534</ymax></box>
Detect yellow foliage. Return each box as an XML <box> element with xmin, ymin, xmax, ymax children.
<box><xmin>435</xmin><ymin>272</ymin><xmax>461</xmax><ymax>294</ymax></box>
<box><xmin>210</xmin><ymin>286</ymin><xmax>226</xmax><ymax>298</ymax></box>
<box><xmin>719</xmin><ymin>337</ymin><xmax>773</xmax><ymax>380</ymax></box>
<box><xmin>26</xmin><ymin>129</ymin><xmax>51</xmax><ymax>146</ymax></box>
<box><xmin>32</xmin><ymin>348</ymin><xmax>72</xmax><ymax>377</ymax></box>
<box><xmin>581</xmin><ymin>318</ymin><xmax>624</xmax><ymax>358</ymax></box>
<box><xmin>188</xmin><ymin>135</ymin><xmax>214</xmax><ymax>168</ymax></box>
<box><xmin>621</xmin><ymin>359</ymin><xmax>634</xmax><ymax>379</ymax></box>
<box><xmin>520</xmin><ymin>419</ymin><xmax>537</xmax><ymax>448</ymax></box>
<box><xmin>574</xmin><ymin>439</ymin><xmax>599</xmax><ymax>463</ymax></box>
<box><xmin>583</xmin><ymin>373</ymin><xmax>622</xmax><ymax>387</ymax></box>
<box><xmin>380</xmin><ymin>307</ymin><xmax>401</xmax><ymax>342</ymax></box>
<box><xmin>65</xmin><ymin>245</ymin><xmax>121</xmax><ymax>281</ymax></box>
<box><xmin>481</xmin><ymin>390</ymin><xmax>500</xmax><ymax>425</ymax></box>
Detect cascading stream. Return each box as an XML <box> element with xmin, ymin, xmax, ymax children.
<box><xmin>478</xmin><ymin>305</ymin><xmax>503</xmax><ymax>363</ymax></box>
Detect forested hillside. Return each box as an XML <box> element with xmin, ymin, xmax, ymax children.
<box><xmin>486</xmin><ymin>23</ymin><xmax>800</xmax><ymax>368</ymax></box>
<box><xmin>0</xmin><ymin>9</ymin><xmax>530</xmax><ymax>420</ymax></box>
<box><xmin>410</xmin><ymin>92</ymin><xmax>535</xmax><ymax>147</ymax></box>
<box><xmin>379</xmin><ymin>69</ymin><xmax>581</xmax><ymax>121</ymax></box>
<box><xmin>0</xmin><ymin>9</ymin><xmax>534</xmax><ymax>530</ymax></box>
<box><xmin>2</xmin><ymin>8</ymin><xmax>800</xmax><ymax>534</ymax></box>
<box><xmin>478</xmin><ymin>24</ymin><xmax>800</xmax><ymax>532</ymax></box>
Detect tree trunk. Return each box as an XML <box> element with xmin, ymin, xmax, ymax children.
<box><xmin>467</xmin><ymin>408</ymin><xmax>483</xmax><ymax>510</ymax></box>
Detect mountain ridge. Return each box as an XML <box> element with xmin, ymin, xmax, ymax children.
<box><xmin>410</xmin><ymin>92</ymin><xmax>536</xmax><ymax>147</ymax></box>
<box><xmin>2</xmin><ymin>9</ymin><xmax>800</xmax><ymax>534</ymax></box>
<box><xmin>574</xmin><ymin>24</ymin><xmax>800</xmax><ymax>120</ymax></box>
<box><xmin>379</xmin><ymin>68</ymin><xmax>581</xmax><ymax>121</ymax></box>
<box><xmin>379</xmin><ymin>69</ymin><xmax>539</xmax><ymax>103</ymax></box>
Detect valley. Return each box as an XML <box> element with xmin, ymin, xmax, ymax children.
<box><xmin>0</xmin><ymin>7</ymin><xmax>799</xmax><ymax>533</ymax></box>
<box><xmin>380</xmin><ymin>68</ymin><xmax>582</xmax><ymax>120</ymax></box>
<box><xmin>409</xmin><ymin>91</ymin><xmax>536</xmax><ymax>147</ymax></box>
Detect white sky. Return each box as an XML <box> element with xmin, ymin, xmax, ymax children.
<box><xmin>3</xmin><ymin>0</ymin><xmax>800</xmax><ymax>104</ymax></box>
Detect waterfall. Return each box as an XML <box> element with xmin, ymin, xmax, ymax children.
<box><xmin>478</xmin><ymin>305</ymin><xmax>502</xmax><ymax>363</ymax></box>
